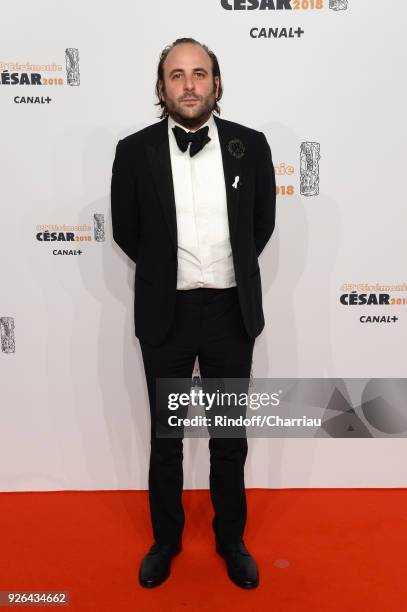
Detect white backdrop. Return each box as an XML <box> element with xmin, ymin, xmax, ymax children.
<box><xmin>1</xmin><ymin>0</ymin><xmax>406</xmax><ymax>491</ymax></box>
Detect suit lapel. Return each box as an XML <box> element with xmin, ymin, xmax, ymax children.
<box><xmin>146</xmin><ymin>114</ymin><xmax>246</xmax><ymax>256</ymax></box>
<box><xmin>146</xmin><ymin>117</ymin><xmax>178</xmax><ymax>255</ymax></box>
<box><xmin>214</xmin><ymin>114</ymin><xmax>244</xmax><ymax>244</ymax></box>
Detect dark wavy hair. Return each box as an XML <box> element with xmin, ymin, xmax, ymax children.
<box><xmin>154</xmin><ymin>37</ymin><xmax>223</xmax><ymax>120</ymax></box>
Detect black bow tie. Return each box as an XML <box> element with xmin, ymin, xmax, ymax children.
<box><xmin>172</xmin><ymin>124</ymin><xmax>211</xmax><ymax>157</ymax></box>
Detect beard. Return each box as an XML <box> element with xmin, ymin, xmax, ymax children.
<box><xmin>162</xmin><ymin>83</ymin><xmax>217</xmax><ymax>130</ymax></box>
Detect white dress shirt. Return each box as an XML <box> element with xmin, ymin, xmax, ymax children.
<box><xmin>168</xmin><ymin>113</ymin><xmax>237</xmax><ymax>290</ymax></box>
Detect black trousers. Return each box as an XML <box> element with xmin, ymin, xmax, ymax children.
<box><xmin>139</xmin><ymin>286</ymin><xmax>255</xmax><ymax>546</ymax></box>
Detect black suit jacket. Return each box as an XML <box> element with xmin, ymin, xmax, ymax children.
<box><xmin>111</xmin><ymin>114</ymin><xmax>276</xmax><ymax>346</ymax></box>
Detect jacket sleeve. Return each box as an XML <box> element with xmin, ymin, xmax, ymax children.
<box><xmin>254</xmin><ymin>132</ymin><xmax>276</xmax><ymax>257</ymax></box>
<box><xmin>110</xmin><ymin>139</ymin><xmax>140</xmax><ymax>264</ymax></box>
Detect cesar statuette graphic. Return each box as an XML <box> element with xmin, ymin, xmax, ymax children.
<box><xmin>110</xmin><ymin>37</ymin><xmax>276</xmax><ymax>589</ymax></box>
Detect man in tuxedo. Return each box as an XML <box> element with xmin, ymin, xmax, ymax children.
<box><xmin>111</xmin><ymin>37</ymin><xmax>276</xmax><ymax>589</ymax></box>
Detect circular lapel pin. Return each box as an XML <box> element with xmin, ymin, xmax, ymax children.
<box><xmin>228</xmin><ymin>138</ymin><xmax>245</xmax><ymax>159</ymax></box>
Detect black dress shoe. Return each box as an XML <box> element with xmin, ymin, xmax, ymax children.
<box><xmin>139</xmin><ymin>541</ymin><xmax>182</xmax><ymax>588</ymax></box>
<box><xmin>216</xmin><ymin>540</ymin><xmax>259</xmax><ymax>589</ymax></box>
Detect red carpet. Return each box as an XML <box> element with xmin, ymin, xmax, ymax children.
<box><xmin>1</xmin><ymin>489</ymin><xmax>406</xmax><ymax>611</ymax></box>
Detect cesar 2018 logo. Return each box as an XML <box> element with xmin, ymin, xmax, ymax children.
<box><xmin>1</xmin><ymin>48</ymin><xmax>80</xmax><ymax>104</ymax></box>
<box><xmin>339</xmin><ymin>283</ymin><xmax>406</xmax><ymax>325</ymax></box>
<box><xmin>35</xmin><ymin>214</ymin><xmax>105</xmax><ymax>256</ymax></box>
<box><xmin>220</xmin><ymin>0</ymin><xmax>348</xmax><ymax>39</ymax></box>
<box><xmin>220</xmin><ymin>0</ymin><xmax>347</xmax><ymax>10</ymax></box>
<box><xmin>0</xmin><ymin>48</ymin><xmax>80</xmax><ymax>87</ymax></box>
